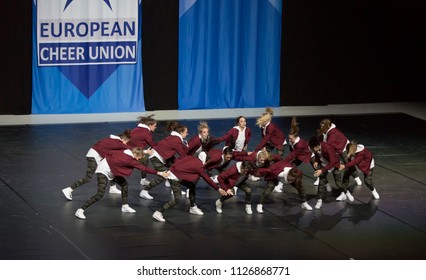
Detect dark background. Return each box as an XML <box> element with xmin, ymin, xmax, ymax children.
<box><xmin>1</xmin><ymin>0</ymin><xmax>425</xmax><ymax>114</ymax></box>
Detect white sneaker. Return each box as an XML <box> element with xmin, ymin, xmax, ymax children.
<box><xmin>249</xmin><ymin>175</ymin><xmax>260</xmax><ymax>182</ymax></box>
<box><xmin>326</xmin><ymin>183</ymin><xmax>332</xmax><ymax>192</ymax></box>
<box><xmin>170</xmin><ymin>189</ymin><xmax>187</xmax><ymax>196</ymax></box>
<box><xmin>256</xmin><ymin>204</ymin><xmax>263</xmax><ymax>213</ymax></box>
<box><xmin>121</xmin><ymin>204</ymin><xmax>136</xmax><ymax>213</ymax></box>
<box><xmin>140</xmin><ymin>189</ymin><xmax>153</xmax><ymax>200</ymax></box>
<box><xmin>345</xmin><ymin>191</ymin><xmax>354</xmax><ymax>202</ymax></box>
<box><xmin>314</xmin><ymin>177</ymin><xmax>320</xmax><ymax>186</ymax></box>
<box><xmin>315</xmin><ymin>199</ymin><xmax>323</xmax><ymax>209</ymax></box>
<box><xmin>189</xmin><ymin>205</ymin><xmax>204</xmax><ymax>215</ymax></box>
<box><xmin>301</xmin><ymin>202</ymin><xmax>313</xmax><ymax>210</ymax></box>
<box><xmin>210</xmin><ymin>175</ymin><xmax>219</xmax><ymax>184</ymax></box>
<box><xmin>75</xmin><ymin>208</ymin><xmax>86</xmax><ymax>220</ymax></box>
<box><xmin>354</xmin><ymin>177</ymin><xmax>362</xmax><ymax>186</ymax></box>
<box><xmin>165</xmin><ymin>180</ymin><xmax>171</xmax><ymax>187</ymax></box>
<box><xmin>62</xmin><ymin>187</ymin><xmax>73</xmax><ymax>201</ymax></box>
<box><xmin>273</xmin><ymin>185</ymin><xmax>283</xmax><ymax>193</ymax></box>
<box><xmin>371</xmin><ymin>189</ymin><xmax>380</xmax><ymax>199</ymax></box>
<box><xmin>233</xmin><ymin>186</ymin><xmax>238</xmax><ymax>195</ymax></box>
<box><xmin>215</xmin><ymin>199</ymin><xmax>222</xmax><ymax>213</ymax></box>
<box><xmin>140</xmin><ymin>178</ymin><xmax>150</xmax><ymax>186</ymax></box>
<box><xmin>109</xmin><ymin>185</ymin><xmax>121</xmax><ymax>194</ymax></box>
<box><xmin>153</xmin><ymin>211</ymin><xmax>165</xmax><ymax>222</ymax></box>
<box><xmin>245</xmin><ymin>204</ymin><xmax>253</xmax><ymax>215</ymax></box>
<box><xmin>336</xmin><ymin>192</ymin><xmax>347</xmax><ymax>201</ymax></box>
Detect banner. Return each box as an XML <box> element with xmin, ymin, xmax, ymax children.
<box><xmin>32</xmin><ymin>0</ymin><xmax>144</xmax><ymax>114</ymax></box>
<box><xmin>178</xmin><ymin>0</ymin><xmax>282</xmax><ymax>110</ymax></box>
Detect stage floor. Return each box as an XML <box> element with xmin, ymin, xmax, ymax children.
<box><xmin>0</xmin><ymin>112</ymin><xmax>425</xmax><ymax>260</ymax></box>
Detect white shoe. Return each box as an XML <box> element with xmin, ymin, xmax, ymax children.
<box><xmin>245</xmin><ymin>204</ymin><xmax>253</xmax><ymax>215</ymax></box>
<box><xmin>62</xmin><ymin>187</ymin><xmax>73</xmax><ymax>201</ymax></box>
<box><xmin>273</xmin><ymin>185</ymin><xmax>283</xmax><ymax>193</ymax></box>
<box><xmin>189</xmin><ymin>205</ymin><xmax>204</xmax><ymax>215</ymax></box>
<box><xmin>326</xmin><ymin>183</ymin><xmax>332</xmax><ymax>192</ymax></box>
<box><xmin>354</xmin><ymin>177</ymin><xmax>362</xmax><ymax>186</ymax></box>
<box><xmin>75</xmin><ymin>208</ymin><xmax>86</xmax><ymax>220</ymax></box>
<box><xmin>301</xmin><ymin>202</ymin><xmax>313</xmax><ymax>210</ymax></box>
<box><xmin>210</xmin><ymin>175</ymin><xmax>219</xmax><ymax>184</ymax></box>
<box><xmin>109</xmin><ymin>185</ymin><xmax>121</xmax><ymax>194</ymax></box>
<box><xmin>140</xmin><ymin>189</ymin><xmax>153</xmax><ymax>200</ymax></box>
<box><xmin>233</xmin><ymin>186</ymin><xmax>238</xmax><ymax>195</ymax></box>
<box><xmin>256</xmin><ymin>204</ymin><xmax>263</xmax><ymax>213</ymax></box>
<box><xmin>121</xmin><ymin>204</ymin><xmax>136</xmax><ymax>213</ymax></box>
<box><xmin>249</xmin><ymin>175</ymin><xmax>260</xmax><ymax>182</ymax></box>
<box><xmin>153</xmin><ymin>211</ymin><xmax>165</xmax><ymax>222</ymax></box>
<box><xmin>371</xmin><ymin>189</ymin><xmax>380</xmax><ymax>199</ymax></box>
<box><xmin>314</xmin><ymin>177</ymin><xmax>319</xmax><ymax>186</ymax></box>
<box><xmin>165</xmin><ymin>180</ymin><xmax>171</xmax><ymax>187</ymax></box>
<box><xmin>140</xmin><ymin>178</ymin><xmax>150</xmax><ymax>186</ymax></box>
<box><xmin>336</xmin><ymin>192</ymin><xmax>347</xmax><ymax>201</ymax></box>
<box><xmin>315</xmin><ymin>199</ymin><xmax>323</xmax><ymax>209</ymax></box>
<box><xmin>170</xmin><ymin>189</ymin><xmax>187</xmax><ymax>196</ymax></box>
<box><xmin>345</xmin><ymin>191</ymin><xmax>354</xmax><ymax>202</ymax></box>
<box><xmin>215</xmin><ymin>199</ymin><xmax>222</xmax><ymax>213</ymax></box>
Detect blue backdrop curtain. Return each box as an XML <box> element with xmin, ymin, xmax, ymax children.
<box><xmin>178</xmin><ymin>0</ymin><xmax>282</xmax><ymax>110</ymax></box>
<box><xmin>32</xmin><ymin>0</ymin><xmax>144</xmax><ymax>114</ymax></box>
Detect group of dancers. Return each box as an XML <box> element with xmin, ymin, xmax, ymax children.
<box><xmin>61</xmin><ymin>108</ymin><xmax>380</xmax><ymax>222</ymax></box>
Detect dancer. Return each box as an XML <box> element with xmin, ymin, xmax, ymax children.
<box><xmin>74</xmin><ymin>147</ymin><xmax>168</xmax><ymax>220</ymax></box>
<box><xmin>308</xmin><ymin>136</ymin><xmax>350</xmax><ymax>210</ymax></box>
<box><xmin>254</xmin><ymin>107</ymin><xmax>287</xmax><ymax>157</ymax></box>
<box><xmin>61</xmin><ymin>129</ymin><xmax>131</xmax><ymax>200</ymax></box>
<box><xmin>283</xmin><ymin>117</ymin><xmax>331</xmax><ymax>191</ymax></box>
<box><xmin>187</xmin><ymin>121</ymin><xmax>212</xmax><ymax>156</ymax></box>
<box><xmin>318</xmin><ymin>118</ymin><xmax>362</xmax><ymax>186</ymax></box>
<box><xmin>139</xmin><ymin>121</ymin><xmax>189</xmax><ymax>199</ymax></box>
<box><xmin>152</xmin><ymin>152</ymin><xmax>230</xmax><ymax>222</ymax></box>
<box><xmin>219</xmin><ymin>116</ymin><xmax>252</xmax><ymax>152</ymax></box>
<box><xmin>256</xmin><ymin>161</ymin><xmax>312</xmax><ymax>213</ymax></box>
<box><xmin>215</xmin><ymin>160</ymin><xmax>255</xmax><ymax>215</ymax></box>
<box><xmin>203</xmin><ymin>147</ymin><xmax>234</xmax><ymax>182</ymax></box>
<box><xmin>339</xmin><ymin>140</ymin><xmax>380</xmax><ymax>199</ymax></box>
<box><xmin>127</xmin><ymin>114</ymin><xmax>158</xmax><ymax>186</ymax></box>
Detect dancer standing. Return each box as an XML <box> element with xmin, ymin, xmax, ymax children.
<box><xmin>152</xmin><ymin>153</ymin><xmax>230</xmax><ymax>222</ymax></box>
<box><xmin>339</xmin><ymin>140</ymin><xmax>380</xmax><ymax>199</ymax></box>
<box><xmin>74</xmin><ymin>147</ymin><xmax>168</xmax><ymax>220</ymax></box>
<box><xmin>61</xmin><ymin>129</ymin><xmax>131</xmax><ymax>200</ymax></box>
<box><xmin>127</xmin><ymin>114</ymin><xmax>158</xmax><ymax>186</ymax></box>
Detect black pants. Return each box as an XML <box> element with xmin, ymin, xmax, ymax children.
<box><xmin>145</xmin><ymin>157</ymin><xmax>168</xmax><ymax>191</ymax></box>
<box><xmin>259</xmin><ymin>180</ymin><xmax>307</xmax><ymax>204</ymax></box>
<box><xmin>81</xmin><ymin>174</ymin><xmax>129</xmax><ymax>210</ymax></box>
<box><xmin>159</xmin><ymin>180</ymin><xmax>197</xmax><ymax>213</ymax></box>
<box><xmin>342</xmin><ymin>167</ymin><xmax>375</xmax><ymax>191</ymax></box>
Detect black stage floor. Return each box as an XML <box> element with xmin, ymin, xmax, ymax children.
<box><xmin>0</xmin><ymin>113</ymin><xmax>425</xmax><ymax>260</ymax></box>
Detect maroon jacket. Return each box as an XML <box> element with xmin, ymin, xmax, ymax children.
<box><xmin>257</xmin><ymin>161</ymin><xmax>295</xmax><ymax>181</ymax></box>
<box><xmin>187</xmin><ymin>134</ymin><xmax>206</xmax><ymax>155</ymax></box>
<box><xmin>204</xmin><ymin>149</ymin><xmax>231</xmax><ymax>171</ymax></box>
<box><xmin>105</xmin><ymin>151</ymin><xmax>158</xmax><ymax>178</ymax></box>
<box><xmin>345</xmin><ymin>146</ymin><xmax>374</xmax><ymax>174</ymax></box>
<box><xmin>283</xmin><ymin>137</ymin><xmax>313</xmax><ymax>164</ymax></box>
<box><xmin>153</xmin><ymin>134</ymin><xmax>189</xmax><ymax>161</ymax></box>
<box><xmin>169</xmin><ymin>156</ymin><xmax>219</xmax><ymax>190</ymax></box>
<box><xmin>219</xmin><ymin>126</ymin><xmax>252</xmax><ymax>151</ymax></box>
<box><xmin>314</xmin><ymin>142</ymin><xmax>341</xmax><ymax>173</ymax></box>
<box><xmin>218</xmin><ymin>163</ymin><xmax>249</xmax><ymax>190</ymax></box>
<box><xmin>92</xmin><ymin>137</ymin><xmax>128</xmax><ymax>158</ymax></box>
<box><xmin>128</xmin><ymin>126</ymin><xmax>156</xmax><ymax>149</ymax></box>
<box><xmin>255</xmin><ymin>122</ymin><xmax>286</xmax><ymax>152</ymax></box>
<box><xmin>320</xmin><ymin>126</ymin><xmax>348</xmax><ymax>155</ymax></box>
